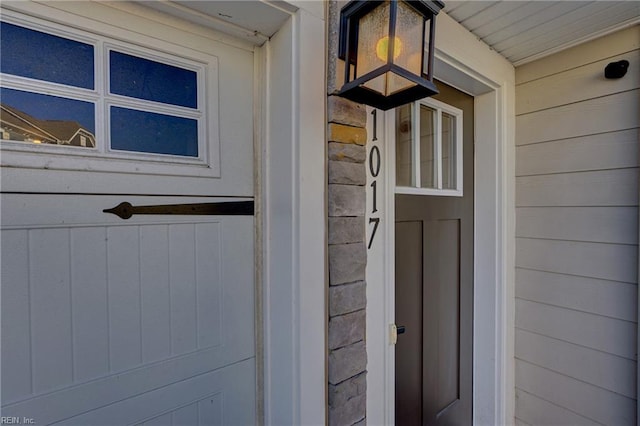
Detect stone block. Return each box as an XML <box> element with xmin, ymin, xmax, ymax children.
<box><xmin>329</xmin><ymin>160</ymin><xmax>366</xmax><ymax>185</ymax></box>
<box><xmin>328</xmin><ymin>372</ymin><xmax>366</xmax><ymax>406</ymax></box>
<box><xmin>329</xmin><ymin>216</ymin><xmax>364</xmax><ymax>245</ymax></box>
<box><xmin>329</xmin><ymin>184</ymin><xmax>365</xmax><ymax>217</ymax></box>
<box><xmin>328</xmin><ymin>95</ymin><xmax>367</xmax><ymax>128</ymax></box>
<box><xmin>329</xmin><ymin>123</ymin><xmax>367</xmax><ymax>145</ymax></box>
<box><xmin>328</xmin><ymin>340</ymin><xmax>367</xmax><ymax>384</ymax></box>
<box><xmin>352</xmin><ymin>418</ymin><xmax>366</xmax><ymax>426</ymax></box>
<box><xmin>329</xmin><ymin>310</ymin><xmax>366</xmax><ymax>350</ymax></box>
<box><xmin>329</xmin><ymin>243</ymin><xmax>366</xmax><ymax>285</ymax></box>
<box><xmin>329</xmin><ymin>281</ymin><xmax>366</xmax><ymax>316</ymax></box>
<box><xmin>328</xmin><ymin>142</ymin><xmax>366</xmax><ymax>164</ymax></box>
<box><xmin>328</xmin><ymin>393</ymin><xmax>366</xmax><ymax>426</ymax></box>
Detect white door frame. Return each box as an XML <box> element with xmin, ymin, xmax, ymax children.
<box><xmin>366</xmin><ymin>12</ymin><xmax>516</xmax><ymax>426</ymax></box>
<box><xmin>260</xmin><ymin>2</ymin><xmax>327</xmax><ymax>426</ymax></box>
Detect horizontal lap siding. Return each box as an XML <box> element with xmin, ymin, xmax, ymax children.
<box><xmin>515</xmin><ymin>26</ymin><xmax>639</xmax><ymax>425</ymax></box>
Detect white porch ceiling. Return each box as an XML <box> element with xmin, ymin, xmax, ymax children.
<box><xmin>139</xmin><ymin>1</ymin><xmax>294</xmax><ymax>45</ymax></box>
<box><xmin>443</xmin><ymin>1</ymin><xmax>640</xmax><ymax>66</ymax></box>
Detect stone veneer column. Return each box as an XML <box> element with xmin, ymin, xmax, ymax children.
<box><xmin>327</xmin><ymin>95</ymin><xmax>368</xmax><ymax>426</ymax></box>
<box><xmin>327</xmin><ymin>2</ymin><xmax>369</xmax><ymax>425</ymax></box>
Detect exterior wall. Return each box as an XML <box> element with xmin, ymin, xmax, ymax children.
<box><xmin>514</xmin><ymin>26</ymin><xmax>640</xmax><ymax>425</ymax></box>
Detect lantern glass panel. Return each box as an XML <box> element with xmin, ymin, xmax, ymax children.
<box><xmin>394</xmin><ymin>1</ymin><xmax>423</xmax><ymax>75</ymax></box>
<box><xmin>356</xmin><ymin>1</ymin><xmax>389</xmax><ymax>95</ymax></box>
<box><xmin>423</xmin><ymin>18</ymin><xmax>432</xmax><ymax>77</ymax></box>
<box><xmin>388</xmin><ymin>2</ymin><xmax>424</xmax><ymax>95</ymax></box>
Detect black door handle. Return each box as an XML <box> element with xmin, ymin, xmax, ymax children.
<box><xmin>397</xmin><ymin>325</ymin><xmax>406</xmax><ymax>335</ymax></box>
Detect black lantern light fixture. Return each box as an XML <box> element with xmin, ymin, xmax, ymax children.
<box><xmin>337</xmin><ymin>0</ymin><xmax>445</xmax><ymax>111</ymax></box>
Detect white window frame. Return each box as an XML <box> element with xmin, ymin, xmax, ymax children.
<box><xmin>0</xmin><ymin>10</ymin><xmax>220</xmax><ymax>178</ymax></box>
<box><xmin>395</xmin><ymin>96</ymin><xmax>463</xmax><ymax>197</ymax></box>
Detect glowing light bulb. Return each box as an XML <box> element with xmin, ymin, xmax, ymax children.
<box><xmin>376</xmin><ymin>36</ymin><xmax>403</xmax><ymax>62</ymax></box>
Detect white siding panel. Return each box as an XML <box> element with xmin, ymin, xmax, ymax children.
<box><xmin>517</xmin><ymin>90</ymin><xmax>639</xmax><ymax>145</ymax></box>
<box><xmin>515</xmin><ymin>28</ymin><xmax>639</xmax><ymax>424</ymax></box>
<box><xmin>515</xmin><ymin>328</ymin><xmax>636</xmax><ymax>398</ymax></box>
<box><xmin>29</xmin><ymin>228</ymin><xmax>73</xmax><ymax>394</ymax></box>
<box><xmin>516</xmin><ymin>129</ymin><xmax>639</xmax><ymax>176</ymax></box>
<box><xmin>515</xmin><ymin>299</ymin><xmax>636</xmax><ymax>359</ymax></box>
<box><xmin>1</xmin><ymin>230</ymin><xmax>32</xmax><ymax>402</ymax></box>
<box><xmin>514</xmin><ymin>418</ymin><xmax>531</xmax><ymax>426</ymax></box>
<box><xmin>195</xmin><ymin>223</ymin><xmax>222</xmax><ymax>349</ymax></box>
<box><xmin>515</xmin><ymin>360</ymin><xmax>636</xmax><ymax>425</ymax></box>
<box><xmin>516</xmin><ymin>169</ymin><xmax>638</xmax><ymax>207</ymax></box>
<box><xmin>516</xmin><ymin>238</ymin><xmax>638</xmax><ymax>283</ymax></box>
<box><xmin>169</xmin><ymin>224</ymin><xmax>198</xmax><ymax>356</ymax></box>
<box><xmin>516</xmin><ymin>207</ymin><xmax>638</xmax><ymax>244</ymax></box>
<box><xmin>107</xmin><ymin>227</ymin><xmax>143</xmax><ymax>373</ymax></box>
<box><xmin>171</xmin><ymin>403</ymin><xmax>198</xmax><ymax>425</ymax></box>
<box><xmin>56</xmin><ymin>358</ymin><xmax>255</xmax><ymax>426</ymax></box>
<box><xmin>70</xmin><ymin>227</ymin><xmax>110</xmax><ymax>383</ymax></box>
<box><xmin>516</xmin><ymin>268</ymin><xmax>637</xmax><ymax>322</ymax></box>
<box><xmin>515</xmin><ymin>388</ymin><xmax>601</xmax><ymax>426</ymax></box>
<box><xmin>197</xmin><ymin>393</ymin><xmax>223</xmax><ymax>425</ymax></box>
<box><xmin>516</xmin><ymin>25</ymin><xmax>640</xmax><ymax>84</ymax></box>
<box><xmin>517</xmin><ymin>52</ymin><xmax>640</xmax><ymax>115</ymax></box>
<box><xmin>516</xmin><ymin>238</ymin><xmax>637</xmax><ymax>284</ymax></box>
<box><xmin>140</xmin><ymin>225</ymin><xmax>172</xmax><ymax>363</ymax></box>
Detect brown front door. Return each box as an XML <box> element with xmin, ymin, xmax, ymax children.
<box><xmin>395</xmin><ymin>82</ymin><xmax>474</xmax><ymax>425</ymax></box>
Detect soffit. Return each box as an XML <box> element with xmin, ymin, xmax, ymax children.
<box><xmin>443</xmin><ymin>1</ymin><xmax>640</xmax><ymax>66</ymax></box>
<box><xmin>138</xmin><ymin>1</ymin><xmax>293</xmax><ymax>46</ymax></box>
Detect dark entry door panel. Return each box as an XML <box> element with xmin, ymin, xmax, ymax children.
<box><xmin>395</xmin><ymin>82</ymin><xmax>474</xmax><ymax>426</ymax></box>
<box><xmin>395</xmin><ymin>221</ymin><xmax>424</xmax><ymax>426</ymax></box>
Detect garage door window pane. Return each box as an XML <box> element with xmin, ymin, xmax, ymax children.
<box><xmin>1</xmin><ymin>88</ymin><xmax>96</xmax><ymax>147</ymax></box>
<box><xmin>0</xmin><ymin>22</ymin><xmax>94</xmax><ymax>89</ymax></box>
<box><xmin>110</xmin><ymin>51</ymin><xmax>197</xmax><ymax>108</ymax></box>
<box><xmin>110</xmin><ymin>106</ymin><xmax>198</xmax><ymax>157</ymax></box>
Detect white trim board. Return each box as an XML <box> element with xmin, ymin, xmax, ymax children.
<box><xmin>365</xmin><ymin>10</ymin><xmax>516</xmax><ymax>426</ymax></box>
<box><xmin>261</xmin><ymin>3</ymin><xmax>327</xmax><ymax>426</ymax></box>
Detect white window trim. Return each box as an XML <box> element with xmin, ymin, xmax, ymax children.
<box><xmin>0</xmin><ymin>10</ymin><xmax>220</xmax><ymax>178</ymax></box>
<box><xmin>395</xmin><ymin>96</ymin><xmax>463</xmax><ymax>197</ymax></box>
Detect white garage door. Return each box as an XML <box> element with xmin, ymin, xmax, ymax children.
<box><xmin>1</xmin><ymin>4</ymin><xmax>256</xmax><ymax>425</ymax></box>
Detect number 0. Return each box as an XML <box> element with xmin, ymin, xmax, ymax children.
<box><xmin>369</xmin><ymin>146</ymin><xmax>380</xmax><ymax>177</ymax></box>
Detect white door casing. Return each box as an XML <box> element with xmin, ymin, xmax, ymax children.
<box><xmin>1</xmin><ymin>2</ymin><xmax>257</xmax><ymax>424</ymax></box>
<box><xmin>365</xmin><ymin>11</ymin><xmax>516</xmax><ymax>426</ymax></box>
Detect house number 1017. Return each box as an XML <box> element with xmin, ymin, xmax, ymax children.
<box><xmin>368</xmin><ymin>109</ymin><xmax>381</xmax><ymax>250</ymax></box>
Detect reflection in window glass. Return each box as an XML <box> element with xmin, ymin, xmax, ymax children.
<box><xmin>395</xmin><ymin>103</ymin><xmax>413</xmax><ymax>186</ymax></box>
<box><xmin>441</xmin><ymin>112</ymin><xmax>456</xmax><ymax>189</ymax></box>
<box><xmin>419</xmin><ymin>105</ymin><xmax>435</xmax><ymax>188</ymax></box>
<box><xmin>0</xmin><ymin>22</ymin><xmax>94</xmax><ymax>89</ymax></box>
<box><xmin>110</xmin><ymin>107</ymin><xmax>198</xmax><ymax>157</ymax></box>
<box><xmin>110</xmin><ymin>51</ymin><xmax>197</xmax><ymax>108</ymax></box>
<box><xmin>1</xmin><ymin>88</ymin><xmax>96</xmax><ymax>147</ymax></box>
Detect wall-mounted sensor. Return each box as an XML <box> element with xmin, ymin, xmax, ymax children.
<box><xmin>604</xmin><ymin>60</ymin><xmax>629</xmax><ymax>79</ymax></box>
